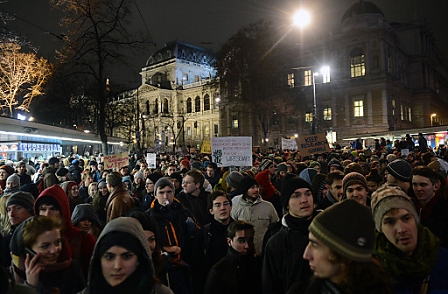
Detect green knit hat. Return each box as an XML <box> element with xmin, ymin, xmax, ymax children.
<box><xmin>308</xmin><ymin>199</ymin><xmax>375</xmax><ymax>262</ymax></box>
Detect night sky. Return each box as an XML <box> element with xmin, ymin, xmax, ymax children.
<box><xmin>1</xmin><ymin>0</ymin><xmax>447</xmax><ymax>86</ymax></box>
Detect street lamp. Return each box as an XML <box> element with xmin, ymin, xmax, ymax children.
<box><xmin>293</xmin><ymin>9</ymin><xmax>311</xmax><ymax>28</ymax></box>
<box><xmin>312</xmin><ymin>71</ymin><xmax>319</xmax><ymax>134</ymax></box>
<box><xmin>431</xmin><ymin>113</ymin><xmax>437</xmax><ymax>126</ymax></box>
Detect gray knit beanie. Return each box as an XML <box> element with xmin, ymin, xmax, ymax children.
<box><xmin>154</xmin><ymin>177</ymin><xmax>175</xmax><ymax>195</ymax></box>
<box><xmin>225</xmin><ymin>171</ymin><xmax>244</xmax><ymax>189</ymax></box>
<box><xmin>6</xmin><ymin>174</ymin><xmax>20</xmax><ymax>186</ymax></box>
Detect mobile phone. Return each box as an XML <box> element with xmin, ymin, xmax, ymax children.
<box><xmin>25</xmin><ymin>247</ymin><xmax>39</xmax><ymax>262</ymax></box>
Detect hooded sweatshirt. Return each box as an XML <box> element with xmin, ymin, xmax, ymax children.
<box><xmin>34</xmin><ymin>184</ymin><xmax>96</xmax><ymax>278</ymax></box>
<box><xmin>82</xmin><ymin>217</ymin><xmax>172</xmax><ymax>294</ymax></box>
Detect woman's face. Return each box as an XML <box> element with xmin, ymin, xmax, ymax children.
<box><xmin>99</xmin><ymin>186</ymin><xmax>109</xmax><ymax>196</ymax></box>
<box><xmin>0</xmin><ymin>169</ymin><xmax>9</xmax><ymax>180</ymax></box>
<box><xmin>77</xmin><ymin>219</ymin><xmax>92</xmax><ymax>233</ymax></box>
<box><xmin>69</xmin><ymin>185</ymin><xmax>79</xmax><ymax>198</ymax></box>
<box><xmin>89</xmin><ymin>185</ymin><xmax>98</xmax><ymax>197</ymax></box>
<box><xmin>31</xmin><ymin>229</ymin><xmax>62</xmax><ymax>265</ymax></box>
<box><xmin>144</xmin><ymin>230</ymin><xmax>156</xmax><ymax>253</ymax></box>
<box><xmin>101</xmin><ymin>246</ymin><xmax>139</xmax><ymax>287</ymax></box>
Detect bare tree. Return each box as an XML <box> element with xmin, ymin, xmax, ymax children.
<box><xmin>51</xmin><ymin>0</ymin><xmax>152</xmax><ymax>154</ymax></box>
<box><xmin>0</xmin><ymin>42</ymin><xmax>51</xmax><ymax>117</ymax></box>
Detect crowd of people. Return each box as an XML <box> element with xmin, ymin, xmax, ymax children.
<box><xmin>1</xmin><ymin>135</ymin><xmax>448</xmax><ymax>293</ymax></box>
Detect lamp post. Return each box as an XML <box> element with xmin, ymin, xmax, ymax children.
<box><xmin>312</xmin><ymin>71</ymin><xmax>319</xmax><ymax>134</ymax></box>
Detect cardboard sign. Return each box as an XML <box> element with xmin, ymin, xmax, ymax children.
<box><xmin>295</xmin><ymin>134</ymin><xmax>330</xmax><ymax>156</ymax></box>
<box><xmin>281</xmin><ymin>138</ymin><xmax>298</xmax><ymax>150</ymax></box>
<box><xmin>212</xmin><ymin>136</ymin><xmax>252</xmax><ymax>167</ymax></box>
<box><xmin>103</xmin><ymin>152</ymin><xmax>129</xmax><ymax>171</ymax></box>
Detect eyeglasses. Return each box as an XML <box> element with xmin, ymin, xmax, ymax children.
<box><xmin>213</xmin><ymin>201</ymin><xmax>231</xmax><ymax>208</ymax></box>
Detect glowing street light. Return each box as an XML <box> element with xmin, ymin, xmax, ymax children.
<box><xmin>293</xmin><ymin>9</ymin><xmax>311</xmax><ymax>28</ymax></box>
<box><xmin>431</xmin><ymin>113</ymin><xmax>437</xmax><ymax>126</ymax></box>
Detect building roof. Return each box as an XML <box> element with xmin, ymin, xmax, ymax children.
<box><xmin>341</xmin><ymin>1</ymin><xmax>385</xmax><ymax>23</ymax></box>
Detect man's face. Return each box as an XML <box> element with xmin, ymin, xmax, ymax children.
<box><xmin>328</xmin><ymin>179</ymin><xmax>343</xmax><ymax>201</ymax></box>
<box><xmin>381</xmin><ymin>208</ymin><xmax>418</xmax><ymax>256</ymax></box>
<box><xmin>329</xmin><ymin>166</ymin><xmax>340</xmax><ymax>173</ymax></box>
<box><xmin>17</xmin><ymin>164</ymin><xmax>26</xmax><ymax>175</ymax></box>
<box><xmin>210</xmin><ymin>196</ymin><xmax>231</xmax><ymax>223</ymax></box>
<box><xmin>367</xmin><ymin>181</ymin><xmax>379</xmax><ymax>193</ymax></box>
<box><xmin>206</xmin><ymin>167</ymin><xmax>215</xmax><ymax>178</ymax></box>
<box><xmin>145</xmin><ymin>179</ymin><xmax>155</xmax><ymax>193</ymax></box>
<box><xmin>182</xmin><ymin>175</ymin><xmax>199</xmax><ymax>194</ymax></box>
<box><xmin>156</xmin><ymin>185</ymin><xmax>174</xmax><ymax>206</ymax></box>
<box><xmin>345</xmin><ymin>184</ymin><xmax>368</xmax><ymax>205</ymax></box>
<box><xmin>7</xmin><ymin>204</ymin><xmax>32</xmax><ymax>227</ymax></box>
<box><xmin>6</xmin><ymin>181</ymin><xmax>18</xmax><ymax>189</ymax></box>
<box><xmin>167</xmin><ymin>166</ymin><xmax>176</xmax><ymax>176</ymax></box>
<box><xmin>303</xmin><ymin>232</ymin><xmax>343</xmax><ymax>283</ymax></box>
<box><xmin>90</xmin><ymin>165</ymin><xmax>97</xmax><ymax>171</ymax></box>
<box><xmin>98</xmin><ymin>164</ymin><xmax>104</xmax><ymax>172</ymax></box>
<box><xmin>171</xmin><ymin>178</ymin><xmax>181</xmax><ymax>190</ymax></box>
<box><xmin>246</xmin><ymin>184</ymin><xmax>259</xmax><ymax>200</ymax></box>
<box><xmin>227</xmin><ymin>229</ymin><xmax>254</xmax><ymax>255</ymax></box>
<box><xmin>412</xmin><ymin>175</ymin><xmax>438</xmax><ymax>206</ymax></box>
<box><xmin>38</xmin><ymin>204</ymin><xmax>61</xmax><ymax>219</ymax></box>
<box><xmin>84</xmin><ymin>176</ymin><xmax>93</xmax><ymax>186</ymax></box>
<box><xmin>140</xmin><ymin>162</ymin><xmax>148</xmax><ymax>170</ymax></box>
<box><xmin>288</xmin><ymin>188</ymin><xmax>314</xmax><ymax>219</ymax></box>
<box><xmin>120</xmin><ymin>167</ymin><xmax>129</xmax><ymax>176</ymax></box>
<box><xmin>54</xmin><ymin>162</ymin><xmax>60</xmax><ymax>169</ymax></box>
<box><xmin>268</xmin><ymin>164</ymin><xmax>276</xmax><ymax>175</ymax></box>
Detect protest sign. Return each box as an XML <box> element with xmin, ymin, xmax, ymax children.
<box><xmin>146</xmin><ymin>153</ymin><xmax>157</xmax><ymax>168</ymax></box>
<box><xmin>103</xmin><ymin>152</ymin><xmax>129</xmax><ymax>171</ymax></box>
<box><xmin>281</xmin><ymin>138</ymin><xmax>298</xmax><ymax>150</ymax></box>
<box><xmin>212</xmin><ymin>136</ymin><xmax>252</xmax><ymax>167</ymax></box>
<box><xmin>295</xmin><ymin>134</ymin><xmax>330</xmax><ymax>156</ymax></box>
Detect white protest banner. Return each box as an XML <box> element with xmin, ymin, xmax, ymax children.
<box><xmin>212</xmin><ymin>136</ymin><xmax>252</xmax><ymax>167</ymax></box>
<box><xmin>295</xmin><ymin>134</ymin><xmax>330</xmax><ymax>157</ymax></box>
<box><xmin>146</xmin><ymin>153</ymin><xmax>157</xmax><ymax>168</ymax></box>
<box><xmin>281</xmin><ymin>138</ymin><xmax>298</xmax><ymax>150</ymax></box>
<box><xmin>103</xmin><ymin>152</ymin><xmax>129</xmax><ymax>171</ymax></box>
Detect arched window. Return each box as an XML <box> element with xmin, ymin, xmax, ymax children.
<box><xmin>204</xmin><ymin>94</ymin><xmax>210</xmax><ymax>111</ymax></box>
<box><xmin>195</xmin><ymin>96</ymin><xmax>201</xmax><ymax>112</ymax></box>
<box><xmin>145</xmin><ymin>101</ymin><xmax>150</xmax><ymax>114</ymax></box>
<box><xmin>186</xmin><ymin>98</ymin><xmax>192</xmax><ymax>113</ymax></box>
<box><xmin>350</xmin><ymin>47</ymin><xmax>365</xmax><ymax>78</ymax></box>
<box><xmin>163</xmin><ymin>98</ymin><xmax>169</xmax><ymax>113</ymax></box>
<box><xmin>154</xmin><ymin>98</ymin><xmax>159</xmax><ymax>114</ymax></box>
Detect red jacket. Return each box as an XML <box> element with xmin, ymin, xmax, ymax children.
<box><xmin>255</xmin><ymin>169</ymin><xmax>276</xmax><ymax>201</ymax></box>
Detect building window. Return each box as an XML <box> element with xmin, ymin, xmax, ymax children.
<box><xmin>323</xmin><ymin>107</ymin><xmax>332</xmax><ymax>120</ymax></box>
<box><xmin>400</xmin><ymin>105</ymin><xmax>404</xmax><ymax>120</ymax></box>
<box><xmin>187</xmin><ymin>127</ymin><xmax>191</xmax><ymax>137</ymax></box>
<box><xmin>183</xmin><ymin>73</ymin><xmax>188</xmax><ymax>81</ymax></box>
<box><xmin>350</xmin><ymin>48</ymin><xmax>365</xmax><ymax>78</ymax></box>
<box><xmin>186</xmin><ymin>98</ymin><xmax>192</xmax><ymax>113</ymax></box>
<box><xmin>305</xmin><ymin>112</ymin><xmax>313</xmax><ymax>122</ymax></box>
<box><xmin>214</xmin><ymin>124</ymin><xmax>219</xmax><ymax>136</ymax></box>
<box><xmin>204</xmin><ymin>124</ymin><xmax>210</xmax><ymax>136</ymax></box>
<box><xmin>304</xmin><ymin>70</ymin><xmax>312</xmax><ymax>86</ymax></box>
<box><xmin>204</xmin><ymin>94</ymin><xmax>210</xmax><ymax>111</ymax></box>
<box><xmin>287</xmin><ymin>73</ymin><xmax>295</xmax><ymax>88</ymax></box>
<box><xmin>154</xmin><ymin>98</ymin><xmax>159</xmax><ymax>114</ymax></box>
<box><xmin>232</xmin><ymin>115</ymin><xmax>239</xmax><ymax>129</ymax></box>
<box><xmin>408</xmin><ymin>108</ymin><xmax>412</xmax><ymax>122</ymax></box>
<box><xmin>163</xmin><ymin>98</ymin><xmax>169</xmax><ymax>114</ymax></box>
<box><xmin>213</xmin><ymin>93</ymin><xmax>220</xmax><ymax>109</ymax></box>
<box><xmin>195</xmin><ymin>96</ymin><xmax>201</xmax><ymax>112</ymax></box>
<box><xmin>354</xmin><ymin>100</ymin><xmax>364</xmax><ymax>117</ymax></box>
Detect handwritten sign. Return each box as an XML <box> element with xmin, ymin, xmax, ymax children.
<box><xmin>295</xmin><ymin>134</ymin><xmax>330</xmax><ymax>156</ymax></box>
<box><xmin>103</xmin><ymin>152</ymin><xmax>129</xmax><ymax>171</ymax></box>
<box><xmin>146</xmin><ymin>153</ymin><xmax>157</xmax><ymax>168</ymax></box>
<box><xmin>212</xmin><ymin>136</ymin><xmax>252</xmax><ymax>167</ymax></box>
<box><xmin>281</xmin><ymin>138</ymin><xmax>298</xmax><ymax>150</ymax></box>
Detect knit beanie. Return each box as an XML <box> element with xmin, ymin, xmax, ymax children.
<box><xmin>56</xmin><ymin>167</ymin><xmax>69</xmax><ymax>177</ymax></box>
<box><xmin>60</xmin><ymin>181</ymin><xmax>77</xmax><ymax>194</ymax></box>
<box><xmin>299</xmin><ymin>168</ymin><xmax>318</xmax><ymax>186</ymax></box>
<box><xmin>191</xmin><ymin>161</ymin><xmax>202</xmax><ymax>170</ymax></box>
<box><xmin>6</xmin><ymin>191</ymin><xmax>35</xmax><ymax>215</ymax></box>
<box><xmin>281</xmin><ymin>174</ymin><xmax>313</xmax><ymax>211</ymax></box>
<box><xmin>259</xmin><ymin>159</ymin><xmax>273</xmax><ymax>171</ymax></box>
<box><xmin>343</xmin><ymin>172</ymin><xmax>368</xmax><ymax>194</ymax></box>
<box><xmin>386</xmin><ymin>159</ymin><xmax>412</xmax><ymax>182</ymax></box>
<box><xmin>6</xmin><ymin>174</ymin><xmax>20</xmax><ymax>185</ymax></box>
<box><xmin>48</xmin><ymin>157</ymin><xmax>59</xmax><ymax>166</ymax></box>
<box><xmin>106</xmin><ymin>172</ymin><xmax>122</xmax><ymax>187</ymax></box>
<box><xmin>386</xmin><ymin>154</ymin><xmax>397</xmax><ymax>163</ymax></box>
<box><xmin>370</xmin><ymin>184</ymin><xmax>419</xmax><ymax>232</ymax></box>
<box><xmin>309</xmin><ymin>161</ymin><xmax>321</xmax><ymax>169</ymax></box>
<box><xmin>147</xmin><ymin>172</ymin><xmax>163</xmax><ymax>184</ymax></box>
<box><xmin>98</xmin><ymin>181</ymin><xmax>107</xmax><ymax>189</ymax></box>
<box><xmin>238</xmin><ymin>176</ymin><xmax>259</xmax><ymax>194</ymax></box>
<box><xmin>19</xmin><ymin>183</ymin><xmax>39</xmax><ymax>199</ymax></box>
<box><xmin>327</xmin><ymin>158</ymin><xmax>343</xmax><ymax>171</ymax></box>
<box><xmin>226</xmin><ymin>171</ymin><xmax>244</xmax><ymax>189</ymax></box>
<box><xmin>0</xmin><ymin>165</ymin><xmax>14</xmax><ymax>176</ymax></box>
<box><xmin>308</xmin><ymin>199</ymin><xmax>375</xmax><ymax>262</ymax></box>
<box><xmin>169</xmin><ymin>172</ymin><xmax>182</xmax><ymax>184</ymax></box>
<box><xmin>154</xmin><ymin>177</ymin><xmax>175</xmax><ymax>194</ymax></box>
<box><xmin>180</xmin><ymin>159</ymin><xmax>190</xmax><ymax>169</ymax></box>
<box><xmin>276</xmin><ymin>163</ymin><xmax>288</xmax><ymax>173</ymax></box>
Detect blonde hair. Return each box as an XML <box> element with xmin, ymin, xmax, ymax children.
<box><xmin>88</xmin><ymin>182</ymin><xmax>98</xmax><ymax>197</ymax></box>
<box><xmin>0</xmin><ymin>195</ymin><xmax>11</xmax><ymax>235</ymax></box>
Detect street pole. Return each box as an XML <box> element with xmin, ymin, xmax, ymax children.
<box><xmin>312</xmin><ymin>72</ymin><xmax>317</xmax><ymax>134</ymax></box>
<box><xmin>135</xmin><ymin>89</ymin><xmax>141</xmax><ymax>153</ymax></box>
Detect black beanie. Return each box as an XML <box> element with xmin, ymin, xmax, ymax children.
<box><xmin>238</xmin><ymin>176</ymin><xmax>259</xmax><ymax>195</ymax></box>
<box><xmin>308</xmin><ymin>200</ymin><xmax>375</xmax><ymax>262</ymax></box>
<box><xmin>147</xmin><ymin>172</ymin><xmax>163</xmax><ymax>184</ymax></box>
<box><xmin>281</xmin><ymin>174</ymin><xmax>313</xmax><ymax>211</ymax></box>
<box><xmin>386</xmin><ymin>159</ymin><xmax>412</xmax><ymax>182</ymax></box>
<box><xmin>35</xmin><ymin>196</ymin><xmax>60</xmax><ymax>211</ymax></box>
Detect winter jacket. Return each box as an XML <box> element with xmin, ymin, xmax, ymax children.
<box><xmin>255</xmin><ymin>169</ymin><xmax>276</xmax><ymax>201</ymax></box>
<box><xmin>41</xmin><ymin>166</ymin><xmax>58</xmax><ymax>189</ymax></box>
<box><xmin>176</xmin><ymin>189</ymin><xmax>212</xmax><ymax>227</ymax></box>
<box><xmin>34</xmin><ymin>185</ymin><xmax>96</xmax><ymax>279</ymax></box>
<box><xmin>231</xmin><ymin>195</ymin><xmax>279</xmax><ymax>256</ymax></box>
<box><xmin>105</xmin><ymin>183</ymin><xmax>135</xmax><ymax>222</ymax></box>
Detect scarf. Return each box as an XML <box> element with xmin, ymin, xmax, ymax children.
<box><xmin>285</xmin><ymin>213</ymin><xmax>314</xmax><ymax>235</ymax></box>
<box><xmin>373</xmin><ymin>224</ymin><xmax>439</xmax><ymax>279</ymax></box>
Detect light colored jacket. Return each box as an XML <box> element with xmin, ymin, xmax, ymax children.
<box><xmin>231</xmin><ymin>195</ymin><xmax>279</xmax><ymax>255</ymax></box>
